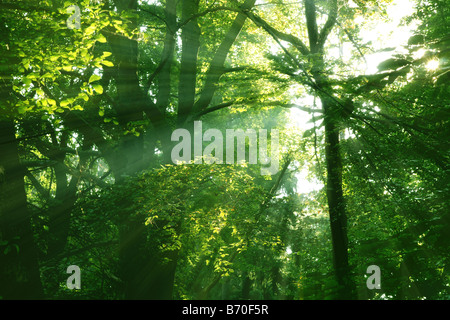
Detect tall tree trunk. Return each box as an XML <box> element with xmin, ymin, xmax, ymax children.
<box><xmin>0</xmin><ymin>120</ymin><xmax>43</xmax><ymax>299</ymax></box>
<box><xmin>109</xmin><ymin>0</ymin><xmax>177</xmax><ymax>299</ymax></box>
<box><xmin>322</xmin><ymin>98</ymin><xmax>356</xmax><ymax>299</ymax></box>
<box><xmin>178</xmin><ymin>0</ymin><xmax>201</xmax><ymax>126</ymax></box>
<box><xmin>46</xmin><ymin>134</ymin><xmax>79</xmax><ymax>260</ymax></box>
<box><xmin>302</xmin><ymin>0</ymin><xmax>355</xmax><ymax>298</ymax></box>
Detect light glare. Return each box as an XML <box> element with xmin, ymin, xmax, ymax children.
<box><xmin>426</xmin><ymin>59</ymin><xmax>439</xmax><ymax>71</ymax></box>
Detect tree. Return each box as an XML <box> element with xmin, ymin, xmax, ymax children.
<box><xmin>1</xmin><ymin>0</ymin><xmax>448</xmax><ymax>301</ymax></box>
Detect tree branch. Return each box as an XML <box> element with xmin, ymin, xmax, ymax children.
<box><xmin>304</xmin><ymin>0</ymin><xmax>319</xmax><ymax>52</ymax></box>
<box><xmin>40</xmin><ymin>240</ymin><xmax>119</xmax><ymax>266</ymax></box>
<box><xmin>317</xmin><ymin>0</ymin><xmax>338</xmax><ymax>51</ymax></box>
<box><xmin>25</xmin><ymin>169</ymin><xmax>49</xmax><ymax>198</ymax></box>
<box><xmin>154</xmin><ymin>0</ymin><xmax>176</xmax><ymax>119</ymax></box>
<box><xmin>177</xmin><ymin>6</ymin><xmax>241</xmax><ymax>31</ymax></box>
<box><xmin>193</xmin><ymin>0</ymin><xmax>256</xmax><ymax>114</ymax></box>
<box><xmin>246</xmin><ymin>11</ymin><xmax>310</xmax><ymax>55</ymax></box>
<box><xmin>192</xmin><ymin>101</ymin><xmax>235</xmax><ymax>120</ymax></box>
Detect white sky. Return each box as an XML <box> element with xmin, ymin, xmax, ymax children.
<box><xmin>362</xmin><ymin>0</ymin><xmax>418</xmax><ymax>74</ymax></box>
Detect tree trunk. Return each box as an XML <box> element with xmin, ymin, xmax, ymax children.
<box><xmin>302</xmin><ymin>0</ymin><xmax>355</xmax><ymax>298</ymax></box>
<box><xmin>0</xmin><ymin>120</ymin><xmax>43</xmax><ymax>299</ymax></box>
<box><xmin>46</xmin><ymin>163</ymin><xmax>78</xmax><ymax>260</ymax></box>
<box><xmin>322</xmin><ymin>98</ymin><xmax>356</xmax><ymax>299</ymax></box>
<box><xmin>108</xmin><ymin>0</ymin><xmax>178</xmax><ymax>299</ymax></box>
<box><xmin>242</xmin><ymin>273</ymin><xmax>251</xmax><ymax>300</ymax></box>
<box><xmin>178</xmin><ymin>0</ymin><xmax>201</xmax><ymax>126</ymax></box>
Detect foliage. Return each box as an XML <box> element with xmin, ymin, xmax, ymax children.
<box><xmin>0</xmin><ymin>0</ymin><xmax>448</xmax><ymax>300</ymax></box>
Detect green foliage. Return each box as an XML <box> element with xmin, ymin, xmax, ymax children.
<box><xmin>0</xmin><ymin>0</ymin><xmax>448</xmax><ymax>301</ymax></box>
<box><xmin>0</xmin><ymin>0</ymin><xmax>121</xmax><ymax>119</ymax></box>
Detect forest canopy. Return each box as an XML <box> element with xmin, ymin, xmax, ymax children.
<box><xmin>0</xmin><ymin>0</ymin><xmax>448</xmax><ymax>300</ymax></box>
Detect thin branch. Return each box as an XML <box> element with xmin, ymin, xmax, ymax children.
<box><xmin>278</xmin><ymin>103</ymin><xmax>323</xmax><ymax>114</ymax></box>
<box><xmin>245</xmin><ymin>11</ymin><xmax>310</xmax><ymax>55</ymax></box>
<box><xmin>40</xmin><ymin>240</ymin><xmax>119</xmax><ymax>266</ymax></box>
<box><xmin>22</xmin><ymin>160</ymin><xmax>58</xmax><ymax>168</ymax></box>
<box><xmin>62</xmin><ymin>165</ymin><xmax>111</xmax><ymax>189</ymax></box>
<box><xmin>25</xmin><ymin>169</ymin><xmax>49</xmax><ymax>198</ymax></box>
<box><xmin>193</xmin><ymin>101</ymin><xmax>234</xmax><ymax>119</ymax></box>
<box><xmin>336</xmin><ymin>20</ymin><xmax>367</xmax><ymax>64</ymax></box>
<box><xmin>350</xmin><ymin>113</ymin><xmax>383</xmax><ymax>136</ymax></box>
<box><xmin>144</xmin><ymin>57</ymin><xmax>168</xmax><ymax>94</ymax></box>
<box><xmin>177</xmin><ymin>6</ymin><xmax>241</xmax><ymax>31</ymax></box>
<box><xmin>140</xmin><ymin>7</ymin><xmax>169</xmax><ymax>28</ymax></box>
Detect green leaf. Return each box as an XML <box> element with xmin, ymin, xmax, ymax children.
<box><xmin>303</xmin><ymin>128</ymin><xmax>315</xmax><ymax>138</ymax></box>
<box><xmin>102</xmin><ymin>60</ymin><xmax>114</xmax><ymax>67</ymax></box>
<box><xmin>85</xmin><ymin>25</ymin><xmax>96</xmax><ymax>35</ymax></box>
<box><xmin>27</xmin><ymin>72</ymin><xmax>39</xmax><ymax>79</ymax></box>
<box><xmin>22</xmin><ymin>58</ymin><xmax>30</xmax><ymax>69</ymax></box>
<box><xmin>42</xmin><ymin>72</ymin><xmax>53</xmax><ymax>79</ymax></box>
<box><xmin>377</xmin><ymin>58</ymin><xmax>410</xmax><ymax>71</ymax></box>
<box><xmin>97</xmin><ymin>34</ymin><xmax>107</xmax><ymax>43</ymax></box>
<box><xmin>408</xmin><ymin>34</ymin><xmax>425</xmax><ymax>46</ymax></box>
<box><xmin>18</xmin><ymin>105</ymin><xmax>27</xmax><ymax>114</ymax></box>
<box><xmin>60</xmin><ymin>99</ymin><xmax>71</xmax><ymax>107</ymax></box>
<box><xmin>80</xmin><ymin>48</ymin><xmax>89</xmax><ymax>58</ymax></box>
<box><xmin>35</xmin><ymin>88</ymin><xmax>45</xmax><ymax>96</ymax></box>
<box><xmin>78</xmin><ymin>92</ymin><xmax>89</xmax><ymax>101</ymax></box>
<box><xmin>89</xmin><ymin>74</ymin><xmax>101</xmax><ymax>83</ymax></box>
<box><xmin>93</xmin><ymin>84</ymin><xmax>103</xmax><ymax>94</ymax></box>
